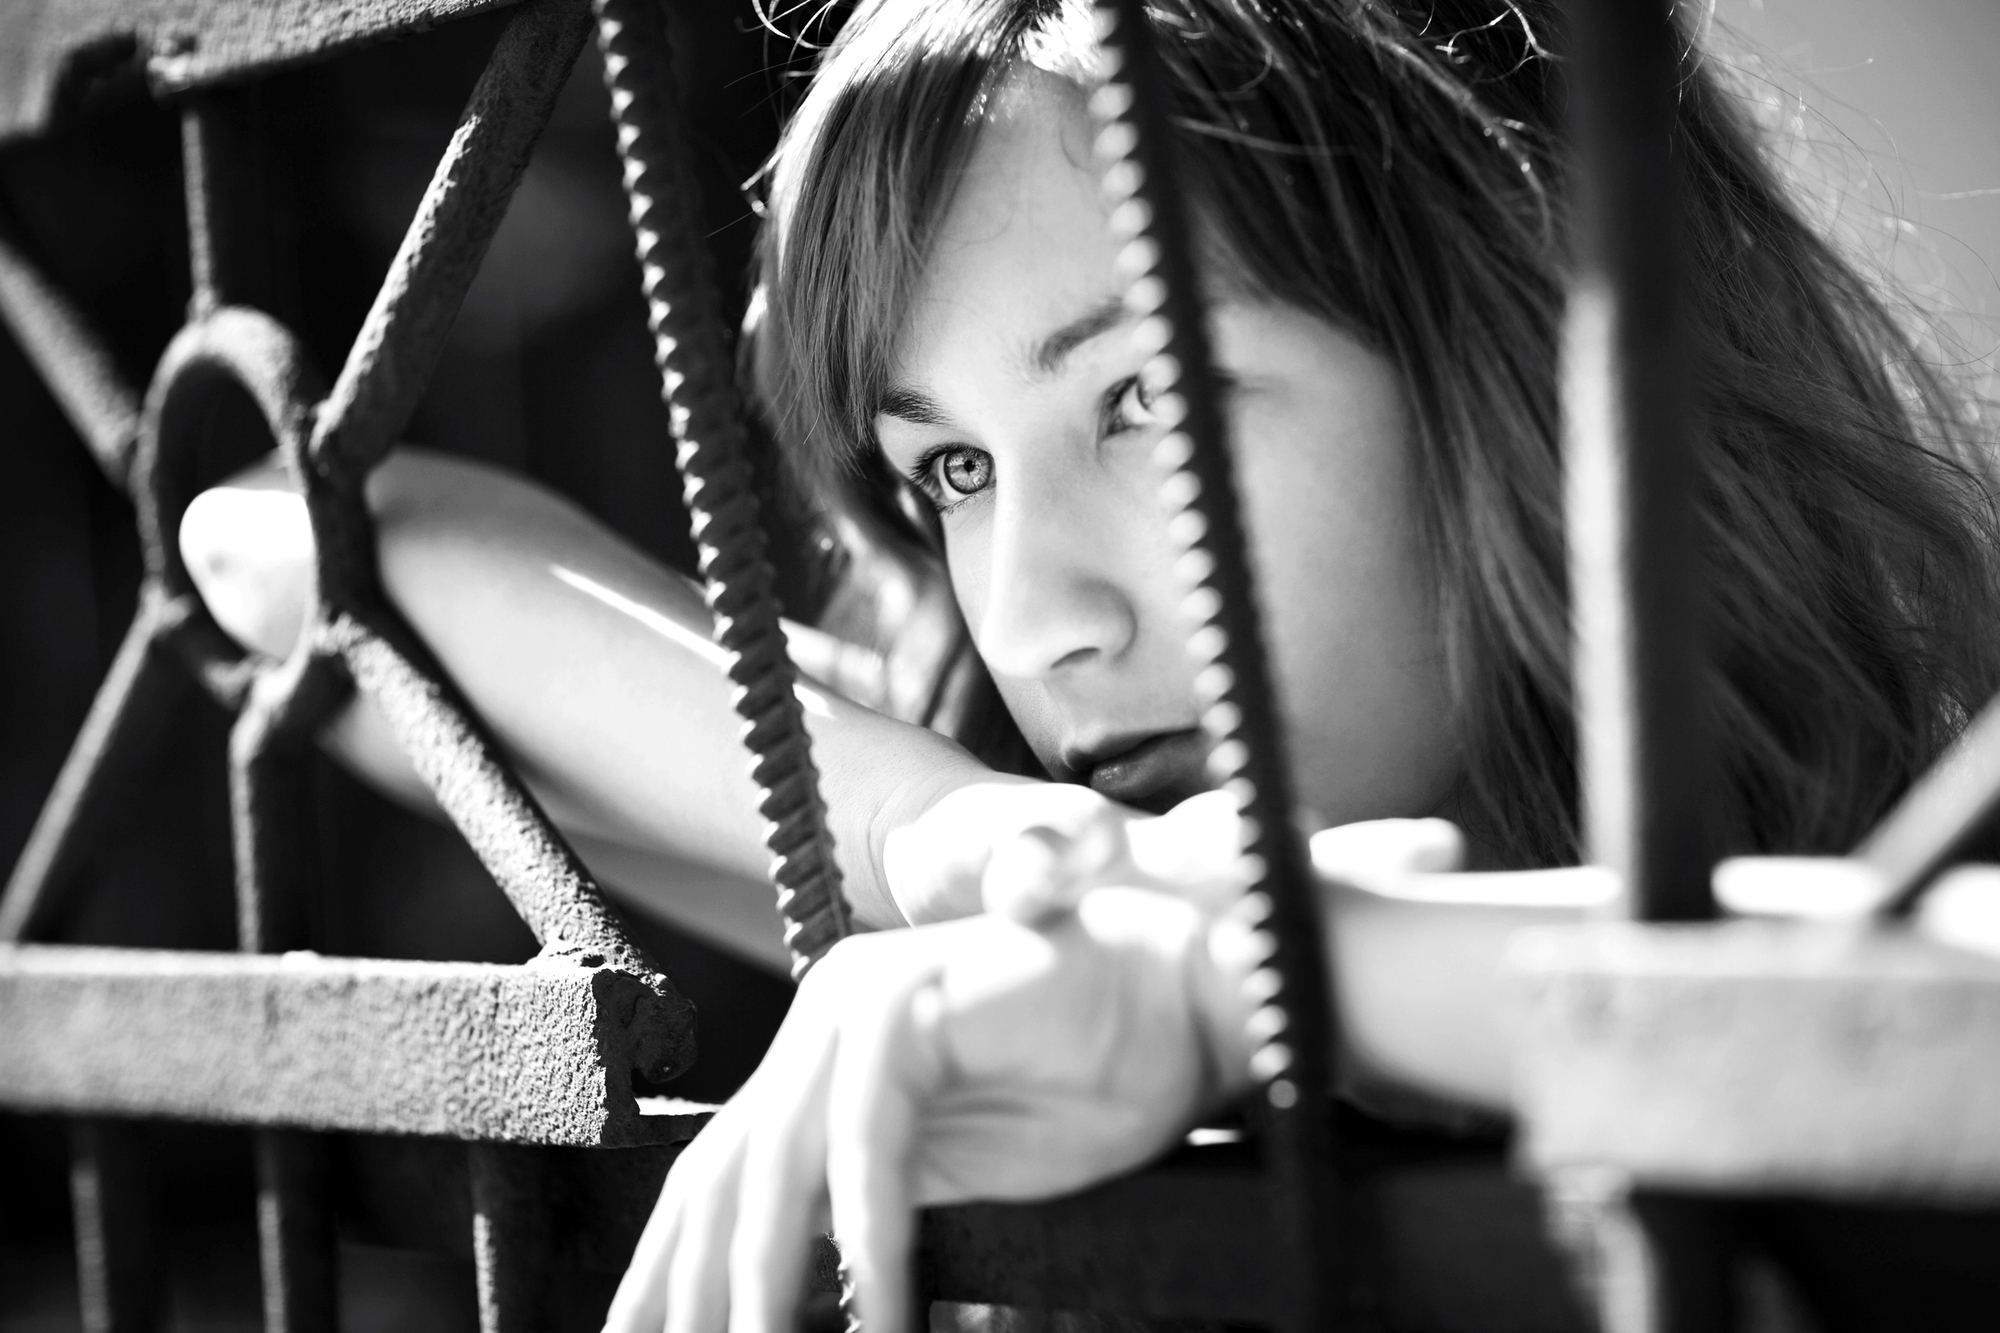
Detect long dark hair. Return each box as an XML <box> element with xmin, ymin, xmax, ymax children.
<box><xmin>746</xmin><ymin>0</ymin><xmax>2000</xmax><ymax>867</ymax></box>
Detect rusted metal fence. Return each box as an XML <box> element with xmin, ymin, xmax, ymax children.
<box><xmin>3</xmin><ymin>0</ymin><xmax>2000</xmax><ymax>1331</ymax></box>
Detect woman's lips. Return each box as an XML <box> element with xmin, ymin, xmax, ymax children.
<box><xmin>1084</xmin><ymin>729</ymin><xmax>1211</xmax><ymax>812</ymax></box>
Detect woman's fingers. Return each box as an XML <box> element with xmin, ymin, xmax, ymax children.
<box><xmin>663</xmin><ymin>1138</ymin><xmax>741</xmax><ymax>1333</ymax></box>
<box><xmin>726</xmin><ymin>1033</ymin><xmax>838</xmax><ymax>1333</ymax></box>
<box><xmin>826</xmin><ymin>967</ymin><xmax>951</xmax><ymax>1333</ymax></box>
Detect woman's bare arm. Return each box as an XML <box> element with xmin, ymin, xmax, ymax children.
<box><xmin>178</xmin><ymin>447</ymin><xmax>1000</xmax><ymax>949</ymax></box>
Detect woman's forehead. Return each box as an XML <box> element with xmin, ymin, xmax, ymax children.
<box><xmin>891</xmin><ymin>69</ymin><xmax>1118</xmax><ymax>385</ymax></box>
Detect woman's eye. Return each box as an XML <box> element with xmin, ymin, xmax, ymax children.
<box><xmin>908</xmin><ymin>445</ymin><xmax>995</xmax><ymax>512</ymax></box>
<box><xmin>1104</xmin><ymin>375</ymin><xmax>1162</xmax><ymax>436</ymax></box>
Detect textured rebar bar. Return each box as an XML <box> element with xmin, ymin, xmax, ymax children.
<box><xmin>594</xmin><ymin>0</ymin><xmax>849</xmax><ymax>976</ymax></box>
<box><xmin>1088</xmin><ymin>5</ymin><xmax>1336</xmax><ymax>1330</ymax></box>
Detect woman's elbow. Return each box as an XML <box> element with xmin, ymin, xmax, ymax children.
<box><xmin>178</xmin><ymin>477</ymin><xmax>317</xmax><ymax>659</ymax></box>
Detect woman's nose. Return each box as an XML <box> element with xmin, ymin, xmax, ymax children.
<box><xmin>970</xmin><ymin>481</ymin><xmax>1141</xmax><ymax>682</ymax></box>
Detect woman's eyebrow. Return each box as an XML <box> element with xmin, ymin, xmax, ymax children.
<box><xmin>1028</xmin><ymin>295</ymin><xmax>1130</xmax><ymax>377</ymax></box>
<box><xmin>877</xmin><ymin>385</ymin><xmax>952</xmax><ymax>426</ymax></box>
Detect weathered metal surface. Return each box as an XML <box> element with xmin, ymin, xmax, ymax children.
<box><xmin>1562</xmin><ymin>0</ymin><xmax>1711</xmax><ymax>923</ymax></box>
<box><xmin>326</xmin><ymin>613</ymin><xmax>682</xmax><ymax>997</ymax></box>
<box><xmin>1510</xmin><ymin>920</ymin><xmax>2000</xmax><ymax>1200</ymax></box>
<box><xmin>69</xmin><ymin>1120</ymin><xmax>160</xmax><ymax>1333</ymax></box>
<box><xmin>594</xmin><ymin>0</ymin><xmax>849</xmax><ymax>975</ymax></box>
<box><xmin>254</xmin><ymin>1130</ymin><xmax>336</xmax><ymax>1333</ymax></box>
<box><xmin>0</xmin><ymin>227</ymin><xmax>140</xmax><ymax>486</ymax></box>
<box><xmin>0</xmin><ymin>0</ymin><xmax>523</xmax><ymax>144</ymax></box>
<box><xmin>312</xmin><ymin>0</ymin><xmax>590</xmax><ymax>482</ymax></box>
<box><xmin>0</xmin><ymin>944</ymin><xmax>707</xmax><ymax>1146</ymax></box>
<box><xmin>1088</xmin><ymin>4</ymin><xmax>1336</xmax><ymax>1331</ymax></box>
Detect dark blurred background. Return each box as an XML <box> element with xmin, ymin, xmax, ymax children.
<box><xmin>0</xmin><ymin>3</ymin><xmax>843</xmax><ymax>1327</ymax></box>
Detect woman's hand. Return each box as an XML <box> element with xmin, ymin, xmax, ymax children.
<box><xmin>606</xmin><ymin>887</ymin><xmax>1235</xmax><ymax>1333</ymax></box>
<box><xmin>882</xmin><ymin>785</ymin><xmax>1252</xmax><ymax>926</ymax></box>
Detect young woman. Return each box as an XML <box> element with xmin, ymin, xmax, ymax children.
<box><xmin>180</xmin><ymin>0</ymin><xmax>2000</xmax><ymax>1328</ymax></box>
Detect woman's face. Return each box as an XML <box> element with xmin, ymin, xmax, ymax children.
<box><xmin>876</xmin><ymin>69</ymin><xmax>1458</xmax><ymax>826</ymax></box>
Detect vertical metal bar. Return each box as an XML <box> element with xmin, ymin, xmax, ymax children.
<box><xmin>1089</xmin><ymin>5</ymin><xmax>1335</xmax><ymax>1331</ymax></box>
<box><xmin>183</xmin><ymin>78</ymin><xmax>342</xmax><ymax>1333</ymax></box>
<box><xmin>181</xmin><ymin>88</ymin><xmax>289</xmax><ymax>320</ymax></box>
<box><xmin>1563</xmin><ymin>0</ymin><xmax>1713</xmax><ymax>923</ymax></box>
<box><xmin>470</xmin><ymin>1144</ymin><xmax>553</xmax><ymax>1333</ymax></box>
<box><xmin>254</xmin><ymin>1131</ymin><xmax>337</xmax><ymax>1333</ymax></box>
<box><xmin>594</xmin><ymin>0</ymin><xmax>850</xmax><ymax>976</ymax></box>
<box><xmin>69</xmin><ymin>1120</ymin><xmax>159</xmax><ymax>1333</ymax></box>
<box><xmin>1561</xmin><ymin>1</ymin><xmax>1725</xmax><ymax>1329</ymax></box>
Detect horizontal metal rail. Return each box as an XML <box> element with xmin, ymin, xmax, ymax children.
<box><xmin>0</xmin><ymin>0</ymin><xmax>527</xmax><ymax>144</ymax></box>
<box><xmin>0</xmin><ymin>944</ymin><xmax>707</xmax><ymax>1146</ymax></box>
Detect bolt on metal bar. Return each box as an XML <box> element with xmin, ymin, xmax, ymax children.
<box><xmin>1088</xmin><ymin>4</ymin><xmax>1336</xmax><ymax>1330</ymax></box>
<box><xmin>594</xmin><ymin>0</ymin><xmax>850</xmax><ymax>976</ymax></box>
<box><xmin>1563</xmin><ymin>0</ymin><xmax>1712</xmax><ymax>924</ymax></box>
<box><xmin>0</xmin><ymin>227</ymin><xmax>141</xmax><ymax>487</ymax></box>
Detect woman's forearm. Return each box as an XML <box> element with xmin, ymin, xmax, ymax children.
<box><xmin>180</xmin><ymin>448</ymin><xmax>991</xmax><ymax>931</ymax></box>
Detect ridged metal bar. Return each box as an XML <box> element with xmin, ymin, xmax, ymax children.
<box><xmin>1087</xmin><ymin>4</ymin><xmax>1337</xmax><ymax>1331</ymax></box>
<box><xmin>593</xmin><ymin>0</ymin><xmax>849</xmax><ymax>976</ymax></box>
<box><xmin>1563</xmin><ymin>0</ymin><xmax>1711</xmax><ymax>924</ymax></box>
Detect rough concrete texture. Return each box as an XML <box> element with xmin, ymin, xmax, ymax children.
<box><xmin>0</xmin><ymin>944</ymin><xmax>703</xmax><ymax>1146</ymax></box>
<box><xmin>1509</xmin><ymin>920</ymin><xmax>2000</xmax><ymax>1200</ymax></box>
<box><xmin>0</xmin><ymin>0</ymin><xmax>521</xmax><ymax>144</ymax></box>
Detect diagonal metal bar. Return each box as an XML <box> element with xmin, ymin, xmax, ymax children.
<box><xmin>0</xmin><ymin>226</ymin><xmax>141</xmax><ymax>488</ymax></box>
<box><xmin>310</xmin><ymin>0</ymin><xmax>592</xmax><ymax>483</ymax></box>
<box><xmin>0</xmin><ymin>588</ymin><xmax>190</xmax><ymax>943</ymax></box>
<box><xmin>593</xmin><ymin>0</ymin><xmax>849</xmax><ymax>976</ymax></box>
<box><xmin>1857</xmin><ymin>695</ymin><xmax>2000</xmax><ymax>916</ymax></box>
<box><xmin>327</xmin><ymin>611</ymin><xmax>690</xmax><ymax>1039</ymax></box>
<box><xmin>1088</xmin><ymin>5</ymin><xmax>1337</xmax><ymax>1331</ymax></box>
